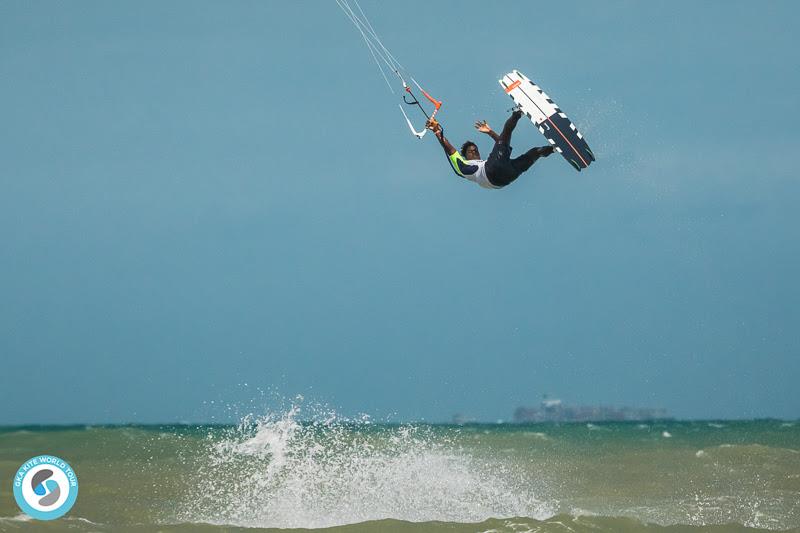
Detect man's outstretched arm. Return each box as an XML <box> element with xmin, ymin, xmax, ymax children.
<box><xmin>426</xmin><ymin>119</ymin><xmax>456</xmax><ymax>156</ymax></box>
<box><xmin>475</xmin><ymin>120</ymin><xmax>500</xmax><ymax>142</ymax></box>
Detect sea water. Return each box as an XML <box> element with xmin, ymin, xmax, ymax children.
<box><xmin>0</xmin><ymin>408</ymin><xmax>798</xmax><ymax>532</ymax></box>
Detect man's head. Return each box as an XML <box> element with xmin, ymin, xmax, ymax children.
<box><xmin>461</xmin><ymin>141</ymin><xmax>480</xmax><ymax>160</ymax></box>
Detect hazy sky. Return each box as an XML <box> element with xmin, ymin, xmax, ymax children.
<box><xmin>2</xmin><ymin>1</ymin><xmax>798</xmax><ymax>424</ymax></box>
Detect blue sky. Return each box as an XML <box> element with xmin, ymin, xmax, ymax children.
<box><xmin>1</xmin><ymin>1</ymin><xmax>798</xmax><ymax>423</ymax></box>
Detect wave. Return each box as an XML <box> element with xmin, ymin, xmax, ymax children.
<box><xmin>176</xmin><ymin>404</ymin><xmax>554</xmax><ymax>529</ymax></box>
<box><xmin>2</xmin><ymin>514</ymin><xmax>796</xmax><ymax>532</ymax></box>
<box><xmin>704</xmin><ymin>443</ymin><xmax>799</xmax><ymax>455</ymax></box>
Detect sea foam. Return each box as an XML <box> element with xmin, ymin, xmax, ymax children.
<box><xmin>179</xmin><ymin>403</ymin><xmax>554</xmax><ymax>529</ymax></box>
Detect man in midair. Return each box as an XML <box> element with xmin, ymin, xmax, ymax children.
<box><xmin>426</xmin><ymin>109</ymin><xmax>554</xmax><ymax>189</ymax></box>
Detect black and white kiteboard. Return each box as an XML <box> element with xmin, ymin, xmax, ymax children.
<box><xmin>499</xmin><ymin>69</ymin><xmax>595</xmax><ymax>172</ymax></box>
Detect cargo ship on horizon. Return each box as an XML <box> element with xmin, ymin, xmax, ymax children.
<box><xmin>513</xmin><ymin>395</ymin><xmax>672</xmax><ymax>423</ymax></box>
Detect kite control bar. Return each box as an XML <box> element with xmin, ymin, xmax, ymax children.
<box><xmin>394</xmin><ymin>72</ymin><xmax>460</xmax><ymax>177</ymax></box>
<box><xmin>398</xmin><ymin>76</ymin><xmax>442</xmax><ymax>138</ymax></box>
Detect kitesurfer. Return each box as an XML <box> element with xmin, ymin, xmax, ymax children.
<box><xmin>426</xmin><ymin>110</ymin><xmax>554</xmax><ymax>189</ymax></box>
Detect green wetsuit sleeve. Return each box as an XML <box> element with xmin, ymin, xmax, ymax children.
<box><xmin>449</xmin><ymin>151</ymin><xmax>466</xmax><ymax>177</ymax></box>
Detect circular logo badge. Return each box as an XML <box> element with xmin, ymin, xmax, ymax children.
<box><xmin>13</xmin><ymin>455</ymin><xmax>78</xmax><ymax>520</ymax></box>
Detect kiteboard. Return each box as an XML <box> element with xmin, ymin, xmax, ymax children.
<box><xmin>499</xmin><ymin>70</ymin><xmax>595</xmax><ymax>172</ymax></box>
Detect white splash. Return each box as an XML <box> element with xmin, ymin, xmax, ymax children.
<box><xmin>181</xmin><ymin>403</ymin><xmax>554</xmax><ymax>529</ymax></box>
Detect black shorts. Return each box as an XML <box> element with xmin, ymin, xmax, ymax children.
<box><xmin>485</xmin><ymin>141</ymin><xmax>520</xmax><ymax>188</ymax></box>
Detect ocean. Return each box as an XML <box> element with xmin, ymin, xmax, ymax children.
<box><xmin>1</xmin><ymin>410</ymin><xmax>798</xmax><ymax>532</ymax></box>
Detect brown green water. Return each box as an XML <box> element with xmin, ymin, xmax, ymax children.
<box><xmin>1</xmin><ymin>416</ymin><xmax>798</xmax><ymax>532</ymax></box>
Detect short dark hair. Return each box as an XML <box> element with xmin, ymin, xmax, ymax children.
<box><xmin>460</xmin><ymin>141</ymin><xmax>478</xmax><ymax>158</ymax></box>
